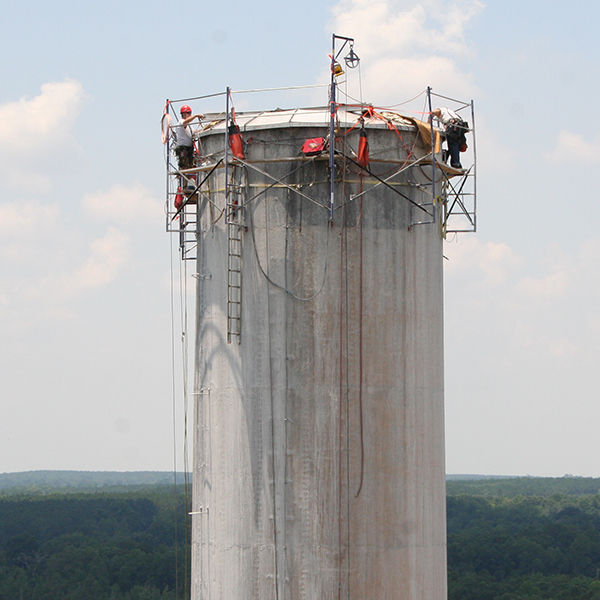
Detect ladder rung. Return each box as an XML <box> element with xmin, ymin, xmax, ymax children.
<box><xmin>227</xmin><ymin>183</ymin><xmax>244</xmax><ymax>343</ymax></box>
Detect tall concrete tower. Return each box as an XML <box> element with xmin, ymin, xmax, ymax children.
<box><xmin>165</xmin><ymin>80</ymin><xmax>475</xmax><ymax>600</ymax></box>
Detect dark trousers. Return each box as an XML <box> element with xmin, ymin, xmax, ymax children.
<box><xmin>446</xmin><ymin>136</ymin><xmax>461</xmax><ymax>168</ymax></box>
<box><xmin>175</xmin><ymin>145</ymin><xmax>194</xmax><ymax>170</ymax></box>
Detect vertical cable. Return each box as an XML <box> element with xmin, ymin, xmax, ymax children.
<box><xmin>337</xmin><ymin>211</ymin><xmax>345</xmax><ymax>600</ymax></box>
<box><xmin>264</xmin><ymin>184</ymin><xmax>281</xmax><ymax>600</ymax></box>
<box><xmin>170</xmin><ymin>232</ymin><xmax>180</xmax><ymax>600</ymax></box>
<box><xmin>355</xmin><ymin>193</ymin><xmax>365</xmax><ymax>499</ymax></box>
<box><xmin>358</xmin><ymin>61</ymin><xmax>363</xmax><ymax>107</ymax></box>
<box><xmin>181</xmin><ymin>255</ymin><xmax>190</xmax><ymax>600</ymax></box>
<box><xmin>427</xmin><ymin>87</ymin><xmax>436</xmax><ymax>224</ymax></box>
<box><xmin>343</xmin><ymin>207</ymin><xmax>351</xmax><ymax>600</ymax></box>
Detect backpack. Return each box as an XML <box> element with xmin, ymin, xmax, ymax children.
<box><xmin>447</xmin><ymin>118</ymin><xmax>468</xmax><ymax>137</ymax></box>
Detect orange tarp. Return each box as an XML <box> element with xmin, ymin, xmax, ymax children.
<box><xmin>402</xmin><ymin>117</ymin><xmax>442</xmax><ymax>154</ymax></box>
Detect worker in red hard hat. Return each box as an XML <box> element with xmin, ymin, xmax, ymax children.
<box><xmin>431</xmin><ymin>107</ymin><xmax>468</xmax><ymax>170</ymax></box>
<box><xmin>173</xmin><ymin>105</ymin><xmax>204</xmax><ymax>171</ymax></box>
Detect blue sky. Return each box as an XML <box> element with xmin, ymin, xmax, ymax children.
<box><xmin>2</xmin><ymin>0</ymin><xmax>600</xmax><ymax>477</ymax></box>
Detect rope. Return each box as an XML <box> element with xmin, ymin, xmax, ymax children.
<box><xmin>337</xmin><ymin>210</ymin><xmax>346</xmax><ymax>600</ymax></box>
<box><xmin>161</xmin><ymin>113</ymin><xmax>172</xmax><ymax>145</ymax></box>
<box><xmin>168</xmin><ymin>210</ymin><xmax>193</xmax><ymax>599</ymax></box>
<box><xmin>340</xmin><ymin>133</ymin><xmax>351</xmax><ymax>600</ymax></box>
<box><xmin>231</xmin><ymin>83</ymin><xmax>329</xmax><ymax>95</ymax></box>
<box><xmin>179</xmin><ymin>243</ymin><xmax>191</xmax><ymax>597</ymax></box>
<box><xmin>169</xmin><ymin>229</ymin><xmax>180</xmax><ymax>600</ymax></box>
<box><xmin>333</xmin><ymin>104</ymin><xmax>419</xmax><ymax>169</ymax></box>
<box><xmin>343</xmin><ymin>206</ymin><xmax>351</xmax><ymax>600</ymax></box>
<box><xmin>248</xmin><ymin>195</ymin><xmax>330</xmax><ymax>301</ymax></box>
<box><xmin>355</xmin><ymin>192</ymin><xmax>365</xmax><ymax>499</ymax></box>
<box><xmin>264</xmin><ymin>185</ymin><xmax>281</xmax><ymax>600</ymax></box>
<box><xmin>379</xmin><ymin>89</ymin><xmax>428</xmax><ymax>109</ymax></box>
<box><xmin>358</xmin><ymin>61</ymin><xmax>363</xmax><ymax>107</ymax></box>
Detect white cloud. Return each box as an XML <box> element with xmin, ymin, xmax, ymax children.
<box><xmin>445</xmin><ymin>235</ymin><xmax>600</xmax><ymax>357</ymax></box>
<box><xmin>518</xmin><ymin>269</ymin><xmax>569</xmax><ymax>299</ymax></box>
<box><xmin>547</xmin><ymin>129</ymin><xmax>600</xmax><ymax>164</ymax></box>
<box><xmin>471</xmin><ymin>115</ymin><xmax>517</xmax><ymax>173</ymax></box>
<box><xmin>444</xmin><ymin>236</ymin><xmax>519</xmax><ymax>285</ymax></box>
<box><xmin>548</xmin><ymin>338</ymin><xmax>579</xmax><ymax>357</ymax></box>
<box><xmin>0</xmin><ymin>201</ymin><xmax>62</xmax><ymax>266</ymax></box>
<box><xmin>0</xmin><ymin>80</ymin><xmax>84</xmax><ymax>151</ymax></box>
<box><xmin>0</xmin><ymin>223</ymin><xmax>130</xmax><ymax>328</ymax></box>
<box><xmin>330</xmin><ymin>0</ymin><xmax>483</xmax><ymax>100</ymax></box>
<box><xmin>83</xmin><ymin>183</ymin><xmax>163</xmax><ymax>222</ymax></box>
<box><xmin>0</xmin><ymin>201</ymin><xmax>60</xmax><ymax>234</ymax></box>
<box><xmin>445</xmin><ymin>234</ymin><xmax>600</xmax><ymax>475</ymax></box>
<box><xmin>56</xmin><ymin>227</ymin><xmax>130</xmax><ymax>296</ymax></box>
<box><xmin>0</xmin><ymin>80</ymin><xmax>86</xmax><ymax>187</ymax></box>
<box><xmin>361</xmin><ymin>55</ymin><xmax>476</xmax><ymax>102</ymax></box>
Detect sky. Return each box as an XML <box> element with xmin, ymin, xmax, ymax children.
<box><xmin>1</xmin><ymin>0</ymin><xmax>600</xmax><ymax>478</ymax></box>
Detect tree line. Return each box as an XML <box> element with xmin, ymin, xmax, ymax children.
<box><xmin>0</xmin><ymin>486</ymin><xmax>190</xmax><ymax>600</ymax></box>
<box><xmin>448</xmin><ymin>478</ymin><xmax>600</xmax><ymax>600</ymax></box>
<box><xmin>4</xmin><ymin>476</ymin><xmax>600</xmax><ymax>599</ymax></box>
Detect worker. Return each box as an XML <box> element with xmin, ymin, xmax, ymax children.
<box><xmin>173</xmin><ymin>105</ymin><xmax>203</xmax><ymax>171</ymax></box>
<box><xmin>431</xmin><ymin>107</ymin><xmax>468</xmax><ymax>170</ymax></box>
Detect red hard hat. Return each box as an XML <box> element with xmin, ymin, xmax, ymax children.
<box><xmin>180</xmin><ymin>105</ymin><xmax>192</xmax><ymax>114</ymax></box>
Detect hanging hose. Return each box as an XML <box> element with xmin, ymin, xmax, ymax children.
<box><xmin>161</xmin><ymin>100</ymin><xmax>172</xmax><ymax>144</ymax></box>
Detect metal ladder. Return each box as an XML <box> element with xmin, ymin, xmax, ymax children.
<box><xmin>178</xmin><ymin>198</ymin><xmax>198</xmax><ymax>261</ymax></box>
<box><xmin>165</xmin><ymin>186</ymin><xmax>198</xmax><ymax>262</ymax></box>
<box><xmin>226</xmin><ymin>169</ymin><xmax>245</xmax><ymax>344</ymax></box>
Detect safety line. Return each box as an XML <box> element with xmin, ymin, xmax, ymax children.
<box><xmin>337</xmin><ymin>88</ymin><xmax>427</xmax><ymax>110</ymax></box>
<box><xmin>179</xmin><ymin>240</ymin><xmax>191</xmax><ymax>596</ymax></box>
<box><xmin>263</xmin><ymin>184</ymin><xmax>281</xmax><ymax>600</ymax></box>
<box><xmin>355</xmin><ymin>192</ymin><xmax>365</xmax><ymax>499</ymax></box>
<box><xmin>169</xmin><ymin>91</ymin><xmax>228</xmax><ymax>103</ymax></box>
<box><xmin>337</xmin><ymin>211</ymin><xmax>346</xmax><ymax>600</ymax></box>
<box><xmin>169</xmin><ymin>227</ymin><xmax>181</xmax><ymax>600</ymax></box>
<box><xmin>170</xmin><ymin>83</ymin><xmax>330</xmax><ymax>106</ymax></box>
<box><xmin>232</xmin><ymin>83</ymin><xmax>329</xmax><ymax>95</ymax></box>
<box><xmin>248</xmin><ymin>194</ymin><xmax>330</xmax><ymax>302</ymax></box>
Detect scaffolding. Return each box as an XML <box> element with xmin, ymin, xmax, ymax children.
<box><xmin>164</xmin><ymin>75</ymin><xmax>477</xmax><ymax>343</ymax></box>
<box><xmin>164</xmin><ymin>90</ymin><xmax>476</xmax><ymax>255</ymax></box>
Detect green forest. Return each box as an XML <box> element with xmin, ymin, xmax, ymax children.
<box><xmin>447</xmin><ymin>477</ymin><xmax>600</xmax><ymax>600</ymax></box>
<box><xmin>3</xmin><ymin>473</ymin><xmax>600</xmax><ymax>599</ymax></box>
<box><xmin>0</xmin><ymin>483</ymin><xmax>190</xmax><ymax>600</ymax></box>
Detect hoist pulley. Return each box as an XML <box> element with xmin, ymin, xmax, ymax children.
<box><xmin>345</xmin><ymin>45</ymin><xmax>360</xmax><ymax>69</ymax></box>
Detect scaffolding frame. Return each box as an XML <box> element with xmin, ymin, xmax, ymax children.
<box><xmin>429</xmin><ymin>90</ymin><xmax>477</xmax><ymax>234</ymax></box>
<box><xmin>164</xmin><ymin>84</ymin><xmax>477</xmax><ymax>345</ymax></box>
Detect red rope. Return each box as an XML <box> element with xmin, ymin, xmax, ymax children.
<box><xmin>338</xmin><ymin>213</ymin><xmax>345</xmax><ymax>600</ymax></box>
